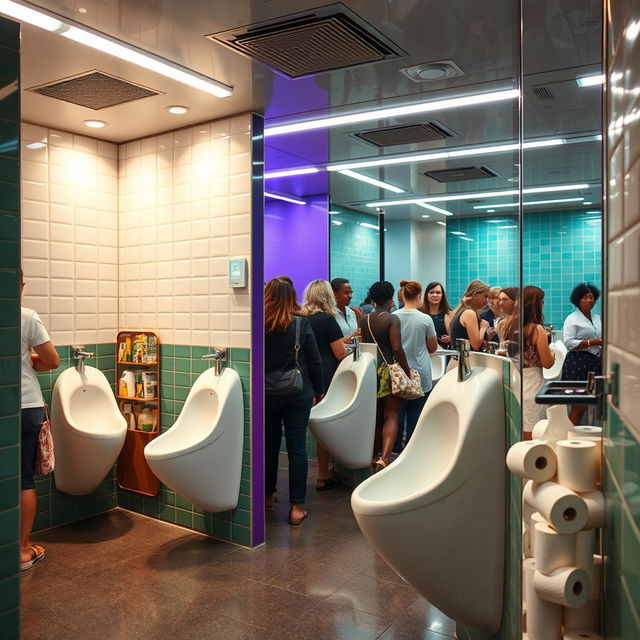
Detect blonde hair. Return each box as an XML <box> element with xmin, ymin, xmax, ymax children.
<box><xmin>489</xmin><ymin>286</ymin><xmax>501</xmax><ymax>298</ymax></box>
<box><xmin>302</xmin><ymin>280</ymin><xmax>338</xmax><ymax>317</ymax></box>
<box><xmin>451</xmin><ymin>279</ymin><xmax>490</xmax><ymax>320</ymax></box>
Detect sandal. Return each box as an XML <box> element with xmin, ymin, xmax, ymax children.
<box><xmin>289</xmin><ymin>508</ymin><xmax>308</xmax><ymax>526</ymax></box>
<box><xmin>265</xmin><ymin>494</ymin><xmax>277</xmax><ymax>511</ymax></box>
<box><xmin>315</xmin><ymin>477</ymin><xmax>341</xmax><ymax>491</ymax></box>
<box><xmin>20</xmin><ymin>544</ymin><xmax>45</xmax><ymax>572</ymax></box>
<box><xmin>372</xmin><ymin>458</ymin><xmax>387</xmax><ymax>474</ymax></box>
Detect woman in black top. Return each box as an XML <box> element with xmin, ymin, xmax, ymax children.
<box><xmin>302</xmin><ymin>280</ymin><xmax>347</xmax><ymax>490</ymax></box>
<box><xmin>265</xmin><ymin>277</ymin><xmax>323</xmax><ymax>526</ymax></box>
<box><xmin>420</xmin><ymin>281</ymin><xmax>454</xmax><ymax>349</ymax></box>
<box><xmin>361</xmin><ymin>281</ymin><xmax>411</xmax><ymax>472</ymax></box>
<box><xmin>449</xmin><ymin>279</ymin><xmax>491</xmax><ymax>351</ymax></box>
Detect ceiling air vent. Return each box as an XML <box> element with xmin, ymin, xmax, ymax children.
<box><xmin>532</xmin><ymin>86</ymin><xmax>556</xmax><ymax>102</ymax></box>
<box><xmin>206</xmin><ymin>3</ymin><xmax>406</xmax><ymax>78</ymax></box>
<box><xmin>28</xmin><ymin>71</ymin><xmax>161</xmax><ymax>110</ymax></box>
<box><xmin>355</xmin><ymin>122</ymin><xmax>454</xmax><ymax>147</ymax></box>
<box><xmin>424</xmin><ymin>166</ymin><xmax>498</xmax><ymax>183</ymax></box>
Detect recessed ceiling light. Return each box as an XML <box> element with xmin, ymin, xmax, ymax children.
<box><xmin>26</xmin><ymin>141</ymin><xmax>47</xmax><ymax>149</ymax></box>
<box><xmin>78</xmin><ymin>7</ymin><xmax>87</xmax><ymax>13</ymax></box>
<box><xmin>264</xmin><ymin>88</ymin><xmax>519</xmax><ymax>137</ymax></box>
<box><xmin>82</xmin><ymin>119</ymin><xmax>106</xmax><ymax>128</ymax></box>
<box><xmin>450</xmin><ymin>231</ymin><xmax>466</xmax><ymax>235</ymax></box>
<box><xmin>421</xmin><ymin>214</ymin><xmax>430</xmax><ymax>218</ymax></box>
<box><xmin>582</xmin><ymin>201</ymin><xmax>593</xmax><ymax>205</ymax></box>
<box><xmin>166</xmin><ymin>105</ymin><xmax>190</xmax><ymax>115</ymax></box>
<box><xmin>436</xmin><ymin>221</ymin><xmax>447</xmax><ymax>226</ymax></box>
<box><xmin>400</xmin><ymin>60</ymin><xmax>465</xmax><ymax>83</ymax></box>
<box><xmin>486</xmin><ymin>209</ymin><xmax>496</xmax><ymax>213</ymax></box>
<box><xmin>328</xmin><ymin>210</ymin><xmax>340</xmax><ymax>215</ymax></box>
<box><xmin>331</xmin><ymin>220</ymin><xmax>343</xmax><ymax>226</ymax></box>
<box><xmin>576</xmin><ymin>74</ymin><xmax>605</xmax><ymax>87</ymax></box>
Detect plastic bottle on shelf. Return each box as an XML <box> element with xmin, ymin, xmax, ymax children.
<box><xmin>120</xmin><ymin>371</ymin><xmax>135</xmax><ymax>398</ymax></box>
<box><xmin>138</xmin><ymin>408</ymin><xmax>155</xmax><ymax>432</ymax></box>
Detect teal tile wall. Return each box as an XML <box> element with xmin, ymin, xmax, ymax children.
<box><xmin>603</xmin><ymin>405</ymin><xmax>640</xmax><ymax>638</ymax></box>
<box><xmin>33</xmin><ymin>344</ymin><xmax>118</xmax><ymax>532</ymax></box>
<box><xmin>330</xmin><ymin>206</ymin><xmax>380</xmax><ymax>307</ymax></box>
<box><xmin>0</xmin><ymin>16</ymin><xmax>20</xmax><ymax>640</ymax></box>
<box><xmin>447</xmin><ymin>210</ymin><xmax>602</xmax><ymax>328</ymax></box>
<box><xmin>118</xmin><ymin>345</ymin><xmax>254</xmax><ymax>548</ymax></box>
<box><xmin>457</xmin><ymin>359</ymin><xmax>521</xmax><ymax>640</ymax></box>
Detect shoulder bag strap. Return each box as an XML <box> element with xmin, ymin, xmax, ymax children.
<box><xmin>367</xmin><ymin>314</ymin><xmax>390</xmax><ymax>366</ymax></box>
<box><xmin>293</xmin><ymin>316</ymin><xmax>301</xmax><ymax>368</ymax></box>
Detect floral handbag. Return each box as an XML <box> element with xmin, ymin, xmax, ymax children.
<box><xmin>366</xmin><ymin>315</ymin><xmax>424</xmax><ymax>400</ymax></box>
<box><xmin>35</xmin><ymin>405</ymin><xmax>55</xmax><ymax>475</ymax></box>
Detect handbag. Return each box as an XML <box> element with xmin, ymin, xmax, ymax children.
<box><xmin>35</xmin><ymin>405</ymin><xmax>55</xmax><ymax>475</ymax></box>
<box><xmin>367</xmin><ymin>315</ymin><xmax>424</xmax><ymax>400</ymax></box>
<box><xmin>265</xmin><ymin>317</ymin><xmax>304</xmax><ymax>397</ymax></box>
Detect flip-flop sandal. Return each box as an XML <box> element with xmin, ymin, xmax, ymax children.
<box><xmin>20</xmin><ymin>544</ymin><xmax>45</xmax><ymax>571</ymax></box>
<box><xmin>315</xmin><ymin>477</ymin><xmax>341</xmax><ymax>491</ymax></box>
<box><xmin>289</xmin><ymin>509</ymin><xmax>308</xmax><ymax>526</ymax></box>
<box><xmin>265</xmin><ymin>495</ymin><xmax>278</xmax><ymax>511</ymax></box>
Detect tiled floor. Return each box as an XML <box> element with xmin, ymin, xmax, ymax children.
<box><xmin>21</xmin><ymin>458</ymin><xmax>456</xmax><ymax>640</ymax></box>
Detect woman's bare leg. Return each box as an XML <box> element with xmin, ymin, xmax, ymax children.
<box><xmin>380</xmin><ymin>395</ymin><xmax>403</xmax><ymax>463</ymax></box>
<box><xmin>569</xmin><ymin>404</ymin><xmax>586</xmax><ymax>426</ymax></box>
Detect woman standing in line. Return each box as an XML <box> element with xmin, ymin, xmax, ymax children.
<box><xmin>420</xmin><ymin>281</ymin><xmax>454</xmax><ymax>349</ymax></box>
<box><xmin>302</xmin><ymin>280</ymin><xmax>347</xmax><ymax>491</ymax></box>
<box><xmin>449</xmin><ymin>280</ymin><xmax>491</xmax><ymax>352</ymax></box>
<box><xmin>394</xmin><ymin>281</ymin><xmax>438</xmax><ymax>446</ymax></box>
<box><xmin>361</xmin><ymin>281</ymin><xmax>411</xmax><ymax>472</ymax></box>
<box><xmin>561</xmin><ymin>283</ymin><xmax>603</xmax><ymax>425</ymax></box>
<box><xmin>501</xmin><ymin>286</ymin><xmax>555</xmax><ymax>435</ymax></box>
<box><xmin>20</xmin><ymin>271</ymin><xmax>60</xmax><ymax>570</ymax></box>
<box><xmin>496</xmin><ymin>287</ymin><xmax>518</xmax><ymax>343</ymax></box>
<box><xmin>265</xmin><ymin>277</ymin><xmax>323</xmax><ymax>525</ymax></box>
<box><xmin>331</xmin><ymin>278</ymin><xmax>361</xmax><ymax>339</ymax></box>
<box><xmin>480</xmin><ymin>286</ymin><xmax>501</xmax><ymax>342</ymax></box>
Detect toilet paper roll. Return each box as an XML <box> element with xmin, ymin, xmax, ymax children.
<box><xmin>523</xmin><ymin>480</ymin><xmax>588</xmax><ymax>534</ymax></box>
<box><xmin>574</xmin><ymin>529</ymin><xmax>596</xmax><ymax>572</ymax></box>
<box><xmin>581</xmin><ymin>490</ymin><xmax>605</xmax><ymax>529</ymax></box>
<box><xmin>533</xmin><ymin>522</ymin><xmax>576</xmax><ymax>575</ymax></box>
<box><xmin>556</xmin><ymin>440</ymin><xmax>598</xmax><ymax>492</ymax></box>
<box><xmin>507</xmin><ymin>440</ymin><xmax>558</xmax><ymax>482</ymax></box>
<box><xmin>588</xmin><ymin>554</ymin><xmax>602</xmax><ymax>601</ymax></box>
<box><xmin>529</xmin><ymin>512</ymin><xmax>547</xmax><ymax>555</ymax></box>
<box><xmin>567</xmin><ymin>426</ymin><xmax>602</xmax><ymax>438</ymax></box>
<box><xmin>563</xmin><ymin>598</ymin><xmax>601</xmax><ymax>632</ymax></box>
<box><xmin>524</xmin><ymin>558</ymin><xmax>562</xmax><ymax>640</ymax></box>
<box><xmin>534</xmin><ymin>567</ymin><xmax>590</xmax><ymax>608</ymax></box>
<box><xmin>531</xmin><ymin>419</ymin><xmax>549</xmax><ymax>441</ymax></box>
<box><xmin>563</xmin><ymin>631</ymin><xmax>602</xmax><ymax>640</ymax></box>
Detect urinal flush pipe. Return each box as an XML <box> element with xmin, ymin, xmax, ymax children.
<box><xmin>456</xmin><ymin>338</ymin><xmax>472</xmax><ymax>382</ymax></box>
<box><xmin>347</xmin><ymin>336</ymin><xmax>361</xmax><ymax>361</ymax></box>
<box><xmin>71</xmin><ymin>346</ymin><xmax>94</xmax><ymax>374</ymax></box>
<box><xmin>201</xmin><ymin>348</ymin><xmax>226</xmax><ymax>375</ymax></box>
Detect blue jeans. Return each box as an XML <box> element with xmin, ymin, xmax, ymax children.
<box><xmin>21</xmin><ymin>407</ymin><xmax>44</xmax><ymax>490</ymax></box>
<box><xmin>265</xmin><ymin>391</ymin><xmax>313</xmax><ymax>505</ymax></box>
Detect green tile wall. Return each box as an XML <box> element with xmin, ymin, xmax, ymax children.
<box><xmin>0</xmin><ymin>16</ymin><xmax>20</xmax><ymax>640</ymax></box>
<box><xmin>118</xmin><ymin>345</ymin><xmax>254</xmax><ymax>548</ymax></box>
<box><xmin>603</xmin><ymin>405</ymin><xmax>640</xmax><ymax>638</ymax></box>
<box><xmin>457</xmin><ymin>358</ymin><xmax>522</xmax><ymax>640</ymax></box>
<box><xmin>33</xmin><ymin>344</ymin><xmax>118</xmax><ymax>532</ymax></box>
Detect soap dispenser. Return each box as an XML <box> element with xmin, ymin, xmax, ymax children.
<box><xmin>531</xmin><ymin>404</ymin><xmax>573</xmax><ymax>446</ymax></box>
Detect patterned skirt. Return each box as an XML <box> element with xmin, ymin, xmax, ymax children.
<box><xmin>561</xmin><ymin>350</ymin><xmax>601</xmax><ymax>381</ymax></box>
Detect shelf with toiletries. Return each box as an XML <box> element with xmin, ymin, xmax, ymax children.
<box><xmin>116</xmin><ymin>331</ymin><xmax>161</xmax><ymax>496</ymax></box>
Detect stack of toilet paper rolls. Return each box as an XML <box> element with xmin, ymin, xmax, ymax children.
<box><xmin>506</xmin><ymin>406</ymin><xmax>603</xmax><ymax>640</ymax></box>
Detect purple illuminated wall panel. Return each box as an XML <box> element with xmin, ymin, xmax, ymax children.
<box><xmin>250</xmin><ymin>113</ymin><xmax>265</xmax><ymax>547</ymax></box>
<box><xmin>264</xmin><ymin>194</ymin><xmax>330</xmax><ymax>297</ymax></box>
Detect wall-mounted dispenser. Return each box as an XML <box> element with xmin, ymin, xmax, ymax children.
<box><xmin>228</xmin><ymin>258</ymin><xmax>247</xmax><ymax>288</ymax></box>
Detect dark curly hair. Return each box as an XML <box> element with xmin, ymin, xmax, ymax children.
<box><xmin>368</xmin><ymin>281</ymin><xmax>395</xmax><ymax>305</ymax></box>
<box><xmin>330</xmin><ymin>277</ymin><xmax>350</xmax><ymax>293</ymax></box>
<box><xmin>570</xmin><ymin>283</ymin><xmax>600</xmax><ymax>307</ymax></box>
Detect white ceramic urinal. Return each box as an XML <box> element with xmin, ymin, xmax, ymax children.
<box><xmin>308</xmin><ymin>351</ymin><xmax>376</xmax><ymax>469</ymax></box>
<box><xmin>544</xmin><ymin>339</ymin><xmax>568</xmax><ymax>380</ymax></box>
<box><xmin>144</xmin><ymin>367</ymin><xmax>243</xmax><ymax>512</ymax></box>
<box><xmin>430</xmin><ymin>352</ymin><xmax>447</xmax><ymax>384</ymax></box>
<box><xmin>351</xmin><ymin>361</ymin><xmax>505</xmax><ymax>632</ymax></box>
<box><xmin>51</xmin><ymin>366</ymin><xmax>127</xmax><ymax>495</ymax></box>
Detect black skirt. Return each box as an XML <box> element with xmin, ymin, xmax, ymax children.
<box><xmin>561</xmin><ymin>350</ymin><xmax>601</xmax><ymax>381</ymax></box>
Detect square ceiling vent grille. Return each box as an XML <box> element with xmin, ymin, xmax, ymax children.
<box><xmin>28</xmin><ymin>71</ymin><xmax>161</xmax><ymax>110</ymax></box>
<box><xmin>206</xmin><ymin>3</ymin><xmax>405</xmax><ymax>78</ymax></box>
<box><xmin>355</xmin><ymin>122</ymin><xmax>454</xmax><ymax>147</ymax></box>
<box><xmin>424</xmin><ymin>166</ymin><xmax>498</xmax><ymax>183</ymax></box>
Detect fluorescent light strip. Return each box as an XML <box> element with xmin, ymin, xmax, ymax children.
<box><xmin>264</xmin><ymin>88</ymin><xmax>519</xmax><ymax>137</ymax></box>
<box><xmin>450</xmin><ymin>231</ymin><xmax>466</xmax><ymax>235</ymax></box>
<box><xmin>499</xmin><ymin>225</ymin><xmax>518</xmax><ymax>229</ymax></box>
<box><xmin>459</xmin><ymin>236</ymin><xmax>474</xmax><ymax>241</ymax></box>
<box><xmin>339</xmin><ymin>170</ymin><xmax>405</xmax><ymax>193</ymax></box>
<box><xmin>0</xmin><ymin>1</ymin><xmax>232</xmax><ymax>98</ymax></box>
<box><xmin>576</xmin><ymin>74</ymin><xmax>605</xmax><ymax>87</ymax></box>
<box><xmin>359</xmin><ymin>222</ymin><xmax>379</xmax><ymax>230</ymax></box>
<box><xmin>436</xmin><ymin>221</ymin><xmax>447</xmax><ymax>226</ymax></box>
<box><xmin>265</xmin><ymin>192</ymin><xmax>307</xmax><ymax>205</ymax></box>
<box><xmin>417</xmin><ymin>202</ymin><xmax>454</xmax><ymax>216</ymax></box>
<box><xmin>264</xmin><ymin>167</ymin><xmax>319</xmax><ymax>179</ymax></box>
<box><xmin>366</xmin><ymin>183</ymin><xmax>590</xmax><ymax>208</ymax></box>
<box><xmin>473</xmin><ymin>197</ymin><xmax>584</xmax><ymax>210</ymax></box>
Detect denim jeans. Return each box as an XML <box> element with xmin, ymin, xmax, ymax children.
<box><xmin>21</xmin><ymin>407</ymin><xmax>44</xmax><ymax>490</ymax></box>
<box><xmin>265</xmin><ymin>391</ymin><xmax>313</xmax><ymax>505</ymax></box>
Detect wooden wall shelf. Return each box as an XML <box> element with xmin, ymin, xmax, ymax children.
<box><xmin>116</xmin><ymin>331</ymin><xmax>161</xmax><ymax>496</ymax></box>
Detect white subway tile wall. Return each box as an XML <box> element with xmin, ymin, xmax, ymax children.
<box><xmin>21</xmin><ymin>123</ymin><xmax>119</xmax><ymax>345</ymax></box>
<box><xmin>20</xmin><ymin>114</ymin><xmax>253</xmax><ymax>349</ymax></box>
<box><xmin>608</xmin><ymin>12</ymin><xmax>640</xmax><ymax>435</ymax></box>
